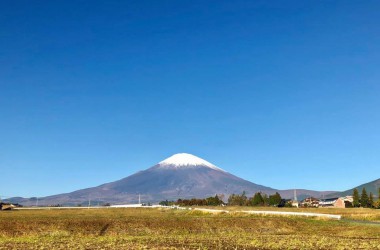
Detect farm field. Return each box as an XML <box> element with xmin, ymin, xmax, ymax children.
<box><xmin>0</xmin><ymin>207</ymin><xmax>380</xmax><ymax>249</ymax></box>
<box><xmin>212</xmin><ymin>206</ymin><xmax>380</xmax><ymax>222</ymax></box>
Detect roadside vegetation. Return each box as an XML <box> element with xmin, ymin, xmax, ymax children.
<box><xmin>161</xmin><ymin>187</ymin><xmax>380</xmax><ymax>209</ymax></box>
<box><xmin>1</xmin><ymin>207</ymin><xmax>380</xmax><ymax>249</ymax></box>
<box><xmin>160</xmin><ymin>192</ymin><xmax>286</xmax><ymax>207</ymax></box>
<box><xmin>353</xmin><ymin>187</ymin><xmax>380</xmax><ymax>208</ymax></box>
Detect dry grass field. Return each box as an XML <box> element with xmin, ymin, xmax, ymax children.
<box><xmin>219</xmin><ymin>206</ymin><xmax>380</xmax><ymax>222</ymax></box>
<box><xmin>0</xmin><ymin>207</ymin><xmax>380</xmax><ymax>249</ymax></box>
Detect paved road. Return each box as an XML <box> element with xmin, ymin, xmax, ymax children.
<box><xmin>194</xmin><ymin>208</ymin><xmax>342</xmax><ymax>220</ymax></box>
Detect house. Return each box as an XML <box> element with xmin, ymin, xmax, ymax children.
<box><xmin>319</xmin><ymin>196</ymin><xmax>353</xmax><ymax>208</ymax></box>
<box><xmin>342</xmin><ymin>196</ymin><xmax>353</xmax><ymax>203</ymax></box>
<box><xmin>291</xmin><ymin>200</ymin><xmax>299</xmax><ymax>208</ymax></box>
<box><xmin>300</xmin><ymin>197</ymin><xmax>320</xmax><ymax>207</ymax></box>
<box><xmin>319</xmin><ymin>197</ymin><xmax>341</xmax><ymax>207</ymax></box>
<box><xmin>0</xmin><ymin>203</ymin><xmax>16</xmax><ymax>211</ymax></box>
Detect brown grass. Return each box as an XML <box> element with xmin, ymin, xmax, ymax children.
<box><xmin>0</xmin><ymin>207</ymin><xmax>379</xmax><ymax>249</ymax></box>
<box><xmin>208</xmin><ymin>206</ymin><xmax>380</xmax><ymax>221</ymax></box>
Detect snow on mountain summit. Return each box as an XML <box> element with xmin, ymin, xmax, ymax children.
<box><xmin>157</xmin><ymin>153</ymin><xmax>225</xmax><ymax>172</ymax></box>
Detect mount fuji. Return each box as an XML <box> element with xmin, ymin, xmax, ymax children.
<box><xmin>7</xmin><ymin>153</ymin><xmax>335</xmax><ymax>206</ymax></box>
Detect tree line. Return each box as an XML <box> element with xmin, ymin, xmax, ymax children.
<box><xmin>227</xmin><ymin>191</ymin><xmax>284</xmax><ymax>206</ymax></box>
<box><xmin>352</xmin><ymin>187</ymin><xmax>380</xmax><ymax>208</ymax></box>
<box><xmin>159</xmin><ymin>195</ymin><xmax>224</xmax><ymax>206</ymax></box>
<box><xmin>159</xmin><ymin>191</ymin><xmax>285</xmax><ymax>207</ymax></box>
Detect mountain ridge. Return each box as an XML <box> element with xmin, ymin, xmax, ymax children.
<box><xmin>327</xmin><ymin>178</ymin><xmax>380</xmax><ymax>198</ymax></box>
<box><xmin>6</xmin><ymin>153</ymin><xmax>336</xmax><ymax>206</ymax></box>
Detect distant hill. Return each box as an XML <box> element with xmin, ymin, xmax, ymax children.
<box><xmin>278</xmin><ymin>189</ymin><xmax>336</xmax><ymax>201</ymax></box>
<box><xmin>328</xmin><ymin>178</ymin><xmax>380</xmax><ymax>198</ymax></box>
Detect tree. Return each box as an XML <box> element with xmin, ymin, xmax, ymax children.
<box><xmin>262</xmin><ymin>193</ymin><xmax>269</xmax><ymax>206</ymax></box>
<box><xmin>240</xmin><ymin>191</ymin><xmax>248</xmax><ymax>206</ymax></box>
<box><xmin>228</xmin><ymin>192</ymin><xmax>248</xmax><ymax>206</ymax></box>
<box><xmin>361</xmin><ymin>188</ymin><xmax>369</xmax><ymax>208</ymax></box>
<box><xmin>228</xmin><ymin>194</ymin><xmax>237</xmax><ymax>206</ymax></box>
<box><xmin>368</xmin><ymin>192</ymin><xmax>374</xmax><ymax>208</ymax></box>
<box><xmin>374</xmin><ymin>200</ymin><xmax>380</xmax><ymax>209</ymax></box>
<box><xmin>353</xmin><ymin>188</ymin><xmax>360</xmax><ymax>207</ymax></box>
<box><xmin>269</xmin><ymin>192</ymin><xmax>282</xmax><ymax>206</ymax></box>
<box><xmin>206</xmin><ymin>195</ymin><xmax>223</xmax><ymax>206</ymax></box>
<box><xmin>251</xmin><ymin>192</ymin><xmax>264</xmax><ymax>206</ymax></box>
<box><xmin>159</xmin><ymin>200</ymin><xmax>174</xmax><ymax>206</ymax></box>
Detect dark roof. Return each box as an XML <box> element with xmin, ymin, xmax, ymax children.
<box><xmin>320</xmin><ymin>198</ymin><xmax>339</xmax><ymax>202</ymax></box>
<box><xmin>301</xmin><ymin>197</ymin><xmax>319</xmax><ymax>201</ymax></box>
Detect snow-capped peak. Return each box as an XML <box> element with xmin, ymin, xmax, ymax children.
<box><xmin>157</xmin><ymin>153</ymin><xmax>225</xmax><ymax>172</ymax></box>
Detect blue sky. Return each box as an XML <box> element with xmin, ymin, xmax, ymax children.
<box><xmin>1</xmin><ymin>1</ymin><xmax>379</xmax><ymax>197</ymax></box>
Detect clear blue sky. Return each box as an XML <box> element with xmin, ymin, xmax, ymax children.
<box><xmin>1</xmin><ymin>1</ymin><xmax>379</xmax><ymax>197</ymax></box>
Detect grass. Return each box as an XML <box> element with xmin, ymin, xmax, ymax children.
<box><xmin>206</xmin><ymin>206</ymin><xmax>380</xmax><ymax>221</ymax></box>
<box><xmin>0</xmin><ymin>207</ymin><xmax>380</xmax><ymax>249</ymax></box>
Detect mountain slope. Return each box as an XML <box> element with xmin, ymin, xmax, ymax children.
<box><xmin>278</xmin><ymin>189</ymin><xmax>336</xmax><ymax>201</ymax></box>
<box><xmin>7</xmin><ymin>153</ymin><xmax>337</xmax><ymax>206</ymax></box>
<box><xmin>328</xmin><ymin>178</ymin><xmax>380</xmax><ymax>198</ymax></box>
<box><xmin>10</xmin><ymin>153</ymin><xmax>276</xmax><ymax>205</ymax></box>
